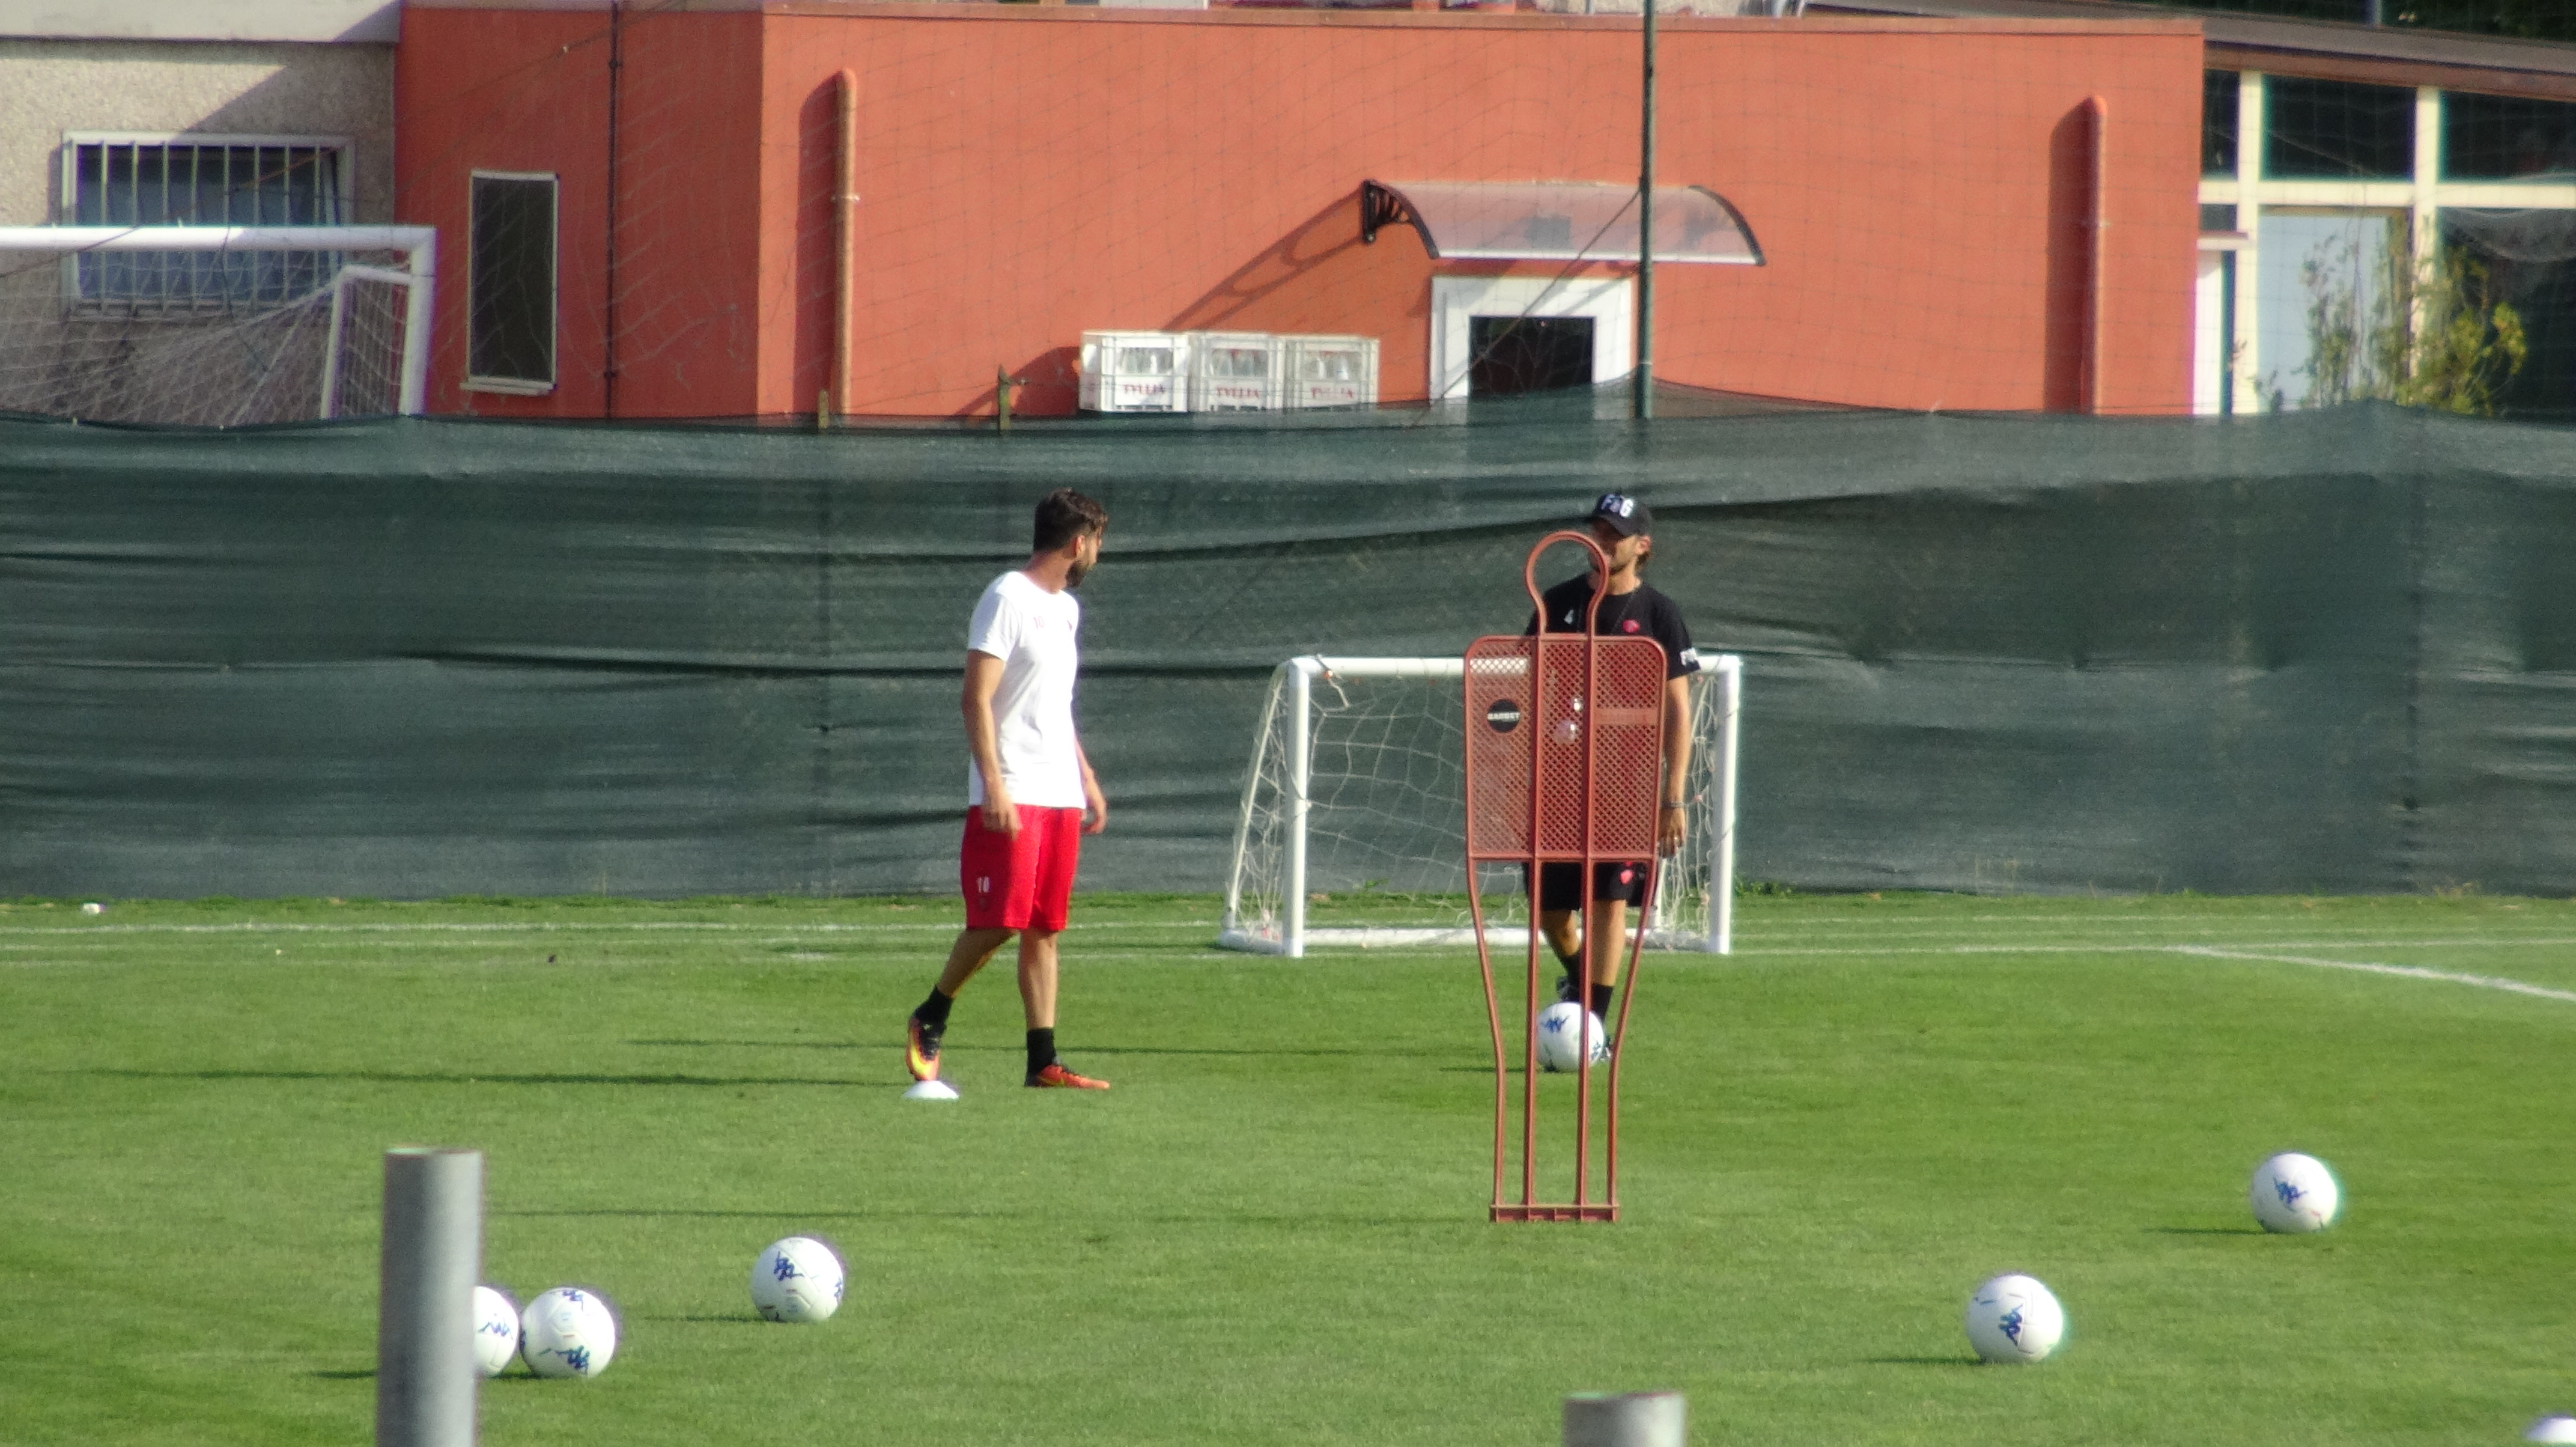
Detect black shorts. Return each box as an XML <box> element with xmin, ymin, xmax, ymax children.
<box><xmin>1527</xmin><ymin>860</ymin><xmax>1650</xmax><ymax>912</ymax></box>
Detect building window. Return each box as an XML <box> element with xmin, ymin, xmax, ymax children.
<box><xmin>467</xmin><ymin>172</ymin><xmax>557</xmax><ymax>394</ymax></box>
<box><xmin>2442</xmin><ymin>93</ymin><xmax>2576</xmax><ymax>179</ymax></box>
<box><xmin>61</xmin><ymin>135</ymin><xmax>350</xmax><ymax>311</ymax></box>
<box><xmin>2265</xmin><ymin>78</ymin><xmax>2414</xmax><ymax>179</ymax></box>
<box><xmin>2204</xmin><ymin>70</ymin><xmax>2240</xmax><ymax>178</ymax></box>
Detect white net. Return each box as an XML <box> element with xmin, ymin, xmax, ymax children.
<box><xmin>0</xmin><ymin>241</ymin><xmax>419</xmax><ymax>426</ymax></box>
<box><xmin>1218</xmin><ymin>656</ymin><xmax>1738</xmax><ymax>955</ymax></box>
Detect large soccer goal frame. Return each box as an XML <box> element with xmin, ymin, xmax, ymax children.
<box><xmin>1215</xmin><ymin>653</ymin><xmax>1742</xmax><ymax>957</ymax></box>
<box><xmin>0</xmin><ymin>225</ymin><xmax>436</xmax><ymax>421</ymax></box>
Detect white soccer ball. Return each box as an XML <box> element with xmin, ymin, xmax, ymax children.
<box><xmin>519</xmin><ymin>1286</ymin><xmax>618</xmax><ymax>1378</ymax></box>
<box><xmin>79</xmin><ymin>901</ymin><xmax>103</xmax><ymax>916</ymax></box>
<box><xmin>1536</xmin><ymin>1002</ymin><xmax>1608</xmax><ymax>1073</ymax></box>
<box><xmin>1963</xmin><ymin>1273</ymin><xmax>2065</xmax><ymax>1364</ymax></box>
<box><xmin>2528</xmin><ymin>1416</ymin><xmax>2576</xmax><ymax>1443</ymax></box>
<box><xmin>2248</xmin><ymin>1151</ymin><xmax>2341</xmax><ymax>1234</ymax></box>
<box><xmin>750</xmin><ymin>1236</ymin><xmax>846</xmax><ymax>1324</ymax></box>
<box><xmin>470</xmin><ymin>1286</ymin><xmax>520</xmax><ymax>1377</ymax></box>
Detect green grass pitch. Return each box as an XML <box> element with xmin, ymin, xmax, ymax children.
<box><xmin>4</xmin><ymin>892</ymin><xmax>2574</xmax><ymax>1446</ymax></box>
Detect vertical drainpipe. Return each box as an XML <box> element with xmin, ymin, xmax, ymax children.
<box><xmin>834</xmin><ymin>69</ymin><xmax>859</xmax><ymax>422</ymax></box>
<box><xmin>2083</xmin><ymin>94</ymin><xmax>2107</xmax><ymax>415</ymax></box>
<box><xmin>605</xmin><ymin>0</ymin><xmax>624</xmax><ymax>419</ymax></box>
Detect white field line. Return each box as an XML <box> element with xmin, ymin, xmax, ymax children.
<box><xmin>2168</xmin><ymin>944</ymin><xmax>2576</xmax><ymax>1004</ymax></box>
<box><xmin>1721</xmin><ymin>927</ymin><xmax>2576</xmax><ymax>952</ymax></box>
<box><xmin>0</xmin><ymin>919</ymin><xmax>1213</xmax><ymax>937</ymax></box>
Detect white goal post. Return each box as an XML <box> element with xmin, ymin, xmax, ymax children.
<box><xmin>0</xmin><ymin>225</ymin><xmax>436</xmax><ymax>424</ymax></box>
<box><xmin>1216</xmin><ymin>653</ymin><xmax>1741</xmax><ymax>957</ymax></box>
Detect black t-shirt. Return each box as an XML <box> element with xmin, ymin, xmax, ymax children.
<box><xmin>1525</xmin><ymin>576</ymin><xmax>1699</xmax><ymax>681</ymax></box>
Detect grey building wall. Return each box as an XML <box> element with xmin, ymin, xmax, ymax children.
<box><xmin>0</xmin><ymin>38</ymin><xmax>394</xmax><ymax>226</ymax></box>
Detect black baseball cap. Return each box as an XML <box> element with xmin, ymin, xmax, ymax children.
<box><xmin>1585</xmin><ymin>492</ymin><xmax>1653</xmax><ymax>537</ymax></box>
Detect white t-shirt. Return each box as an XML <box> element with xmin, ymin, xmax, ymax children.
<box><xmin>964</xmin><ymin>570</ymin><xmax>1086</xmax><ymax>809</ymax></box>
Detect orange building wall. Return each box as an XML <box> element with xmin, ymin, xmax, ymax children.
<box><xmin>398</xmin><ymin>7</ymin><xmax>767</xmax><ymax>418</ymax></box>
<box><xmin>399</xmin><ymin>4</ymin><xmax>2202</xmax><ymax>419</ymax></box>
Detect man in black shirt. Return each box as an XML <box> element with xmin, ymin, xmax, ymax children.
<box><xmin>1525</xmin><ymin>493</ymin><xmax>1702</xmax><ymax>1025</ymax></box>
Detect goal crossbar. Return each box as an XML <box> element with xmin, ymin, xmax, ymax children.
<box><xmin>1216</xmin><ymin>652</ymin><xmax>1741</xmax><ymax>957</ymax></box>
<box><xmin>0</xmin><ymin>225</ymin><xmax>437</xmax><ymax>416</ymax></box>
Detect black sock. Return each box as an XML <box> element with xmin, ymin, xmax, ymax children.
<box><xmin>1553</xmin><ymin>947</ymin><xmax>1584</xmax><ymax>988</ymax></box>
<box><xmin>1026</xmin><ymin>1027</ymin><xmax>1057</xmax><ymax>1076</ymax></box>
<box><xmin>1589</xmin><ymin>982</ymin><xmax>1614</xmax><ymax>1020</ymax></box>
<box><xmin>915</xmin><ymin>987</ymin><xmax>954</xmax><ymax>1031</ymax></box>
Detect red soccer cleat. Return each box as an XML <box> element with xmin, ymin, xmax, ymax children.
<box><xmin>1025</xmin><ymin>1062</ymin><xmax>1110</xmax><ymax>1091</ymax></box>
<box><xmin>905</xmin><ymin>1013</ymin><xmax>943</xmax><ymax>1082</ymax></box>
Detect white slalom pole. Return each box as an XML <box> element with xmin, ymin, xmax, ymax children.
<box><xmin>1286</xmin><ymin>657</ymin><xmax>1316</xmax><ymax>958</ymax></box>
<box><xmin>377</xmin><ymin>1147</ymin><xmax>481</xmax><ymax>1447</ymax></box>
<box><xmin>1707</xmin><ymin>656</ymin><xmax>1741</xmax><ymax>955</ymax></box>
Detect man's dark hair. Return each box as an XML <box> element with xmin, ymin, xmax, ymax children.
<box><xmin>1033</xmin><ymin>489</ymin><xmax>1109</xmax><ymax>553</ymax></box>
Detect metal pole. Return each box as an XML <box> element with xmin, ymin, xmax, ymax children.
<box><xmin>1633</xmin><ymin>0</ymin><xmax>1657</xmax><ymax>421</ymax></box>
<box><xmin>1709</xmin><ymin>655</ymin><xmax>1740</xmax><ymax>954</ymax></box>
<box><xmin>1286</xmin><ymin>660</ymin><xmax>1313</xmax><ymax>959</ymax></box>
<box><xmin>1566</xmin><ymin>1392</ymin><xmax>1686</xmax><ymax>1447</ymax></box>
<box><xmin>377</xmin><ymin>1148</ymin><xmax>482</xmax><ymax>1447</ymax></box>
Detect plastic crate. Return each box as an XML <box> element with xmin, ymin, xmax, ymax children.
<box><xmin>1185</xmin><ymin>331</ymin><xmax>1281</xmax><ymax>412</ymax></box>
<box><xmin>1079</xmin><ymin>331</ymin><xmax>1189</xmax><ymax>413</ymax></box>
<box><xmin>1284</xmin><ymin>335</ymin><xmax>1378</xmax><ymax>410</ymax></box>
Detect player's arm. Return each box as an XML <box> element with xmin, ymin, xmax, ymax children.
<box><xmin>1075</xmin><ymin>739</ymin><xmax>1108</xmax><ymax>836</ymax></box>
<box><xmin>962</xmin><ymin>650</ymin><xmax>1018</xmax><ymax>836</ymax></box>
<box><xmin>1659</xmin><ymin>673</ymin><xmax>1693</xmax><ymax>855</ymax></box>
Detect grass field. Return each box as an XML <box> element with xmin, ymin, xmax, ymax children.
<box><xmin>5</xmin><ymin>891</ymin><xmax>2574</xmax><ymax>1446</ymax></box>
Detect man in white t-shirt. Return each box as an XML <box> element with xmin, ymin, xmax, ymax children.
<box><xmin>905</xmin><ymin>489</ymin><xmax>1113</xmax><ymax>1091</ymax></box>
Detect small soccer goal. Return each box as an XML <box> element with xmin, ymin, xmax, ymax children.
<box><xmin>1217</xmin><ymin>654</ymin><xmax>1742</xmax><ymax>957</ymax></box>
<box><xmin>0</xmin><ymin>225</ymin><xmax>434</xmax><ymax>425</ymax></box>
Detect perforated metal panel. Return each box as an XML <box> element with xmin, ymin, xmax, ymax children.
<box><xmin>1463</xmin><ymin>633</ymin><xmax>1664</xmax><ymax>862</ymax></box>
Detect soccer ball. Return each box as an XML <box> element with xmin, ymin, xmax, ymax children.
<box><xmin>2527</xmin><ymin>1416</ymin><xmax>2576</xmax><ymax>1443</ymax></box>
<box><xmin>1536</xmin><ymin>1002</ymin><xmax>1608</xmax><ymax>1073</ymax></box>
<box><xmin>470</xmin><ymin>1285</ymin><xmax>520</xmax><ymax>1377</ymax></box>
<box><xmin>2248</xmin><ymin>1151</ymin><xmax>2341</xmax><ymax>1233</ymax></box>
<box><xmin>519</xmin><ymin>1286</ymin><xmax>618</xmax><ymax>1378</ymax></box>
<box><xmin>750</xmin><ymin>1237</ymin><xmax>846</xmax><ymax>1324</ymax></box>
<box><xmin>1963</xmin><ymin>1273</ymin><xmax>2065</xmax><ymax>1364</ymax></box>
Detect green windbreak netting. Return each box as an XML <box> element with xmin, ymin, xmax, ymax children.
<box><xmin>4</xmin><ymin>395</ymin><xmax>2572</xmax><ymax>899</ymax></box>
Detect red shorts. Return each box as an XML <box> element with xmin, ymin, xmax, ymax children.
<box><xmin>960</xmin><ymin>805</ymin><xmax>1083</xmax><ymax>933</ymax></box>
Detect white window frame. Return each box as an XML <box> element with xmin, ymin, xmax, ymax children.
<box><xmin>55</xmin><ymin>131</ymin><xmax>358</xmax><ymax>313</ymax></box>
<box><xmin>59</xmin><ymin>131</ymin><xmax>359</xmax><ymax>227</ymax></box>
<box><xmin>464</xmin><ymin>169</ymin><xmax>560</xmax><ymax>397</ymax></box>
<box><xmin>1429</xmin><ymin>273</ymin><xmax>1633</xmax><ymax>402</ymax></box>
<box><xmin>2198</xmin><ymin>75</ymin><xmax>2576</xmax><ymax>414</ymax></box>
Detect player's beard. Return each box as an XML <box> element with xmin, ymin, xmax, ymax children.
<box><xmin>1065</xmin><ymin>555</ymin><xmax>1093</xmax><ymax>589</ymax></box>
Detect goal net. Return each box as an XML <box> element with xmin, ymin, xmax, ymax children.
<box><xmin>1217</xmin><ymin>654</ymin><xmax>1740</xmax><ymax>957</ymax></box>
<box><xmin>0</xmin><ymin>226</ymin><xmax>433</xmax><ymax>426</ymax></box>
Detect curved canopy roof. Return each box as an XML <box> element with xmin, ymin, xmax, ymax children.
<box><xmin>1362</xmin><ymin>180</ymin><xmax>1763</xmax><ymax>266</ymax></box>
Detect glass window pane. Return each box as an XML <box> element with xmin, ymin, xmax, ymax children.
<box><xmin>2205</xmin><ymin>70</ymin><xmax>2240</xmax><ymax>177</ymax></box>
<box><xmin>2265</xmin><ymin>77</ymin><xmax>2414</xmax><ymax>179</ymax></box>
<box><xmin>2201</xmin><ymin>203</ymin><xmax>2239</xmax><ymax>232</ymax></box>
<box><xmin>470</xmin><ymin>174</ymin><xmax>557</xmax><ymax>385</ymax></box>
<box><xmin>2443</xmin><ymin>92</ymin><xmax>2576</xmax><ymax>178</ymax></box>
<box><xmin>2253</xmin><ymin>210</ymin><xmax>2407</xmax><ymax>409</ymax></box>
<box><xmin>2440</xmin><ymin>210</ymin><xmax>2576</xmax><ymax>418</ymax></box>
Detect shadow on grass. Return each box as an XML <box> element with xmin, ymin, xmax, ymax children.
<box><xmin>625</xmin><ymin>1038</ymin><xmax>857</xmax><ymax>1050</ymax></box>
<box><xmin>1864</xmin><ymin>1356</ymin><xmax>1981</xmax><ymax>1368</ymax></box>
<box><xmin>497</xmin><ymin>1207</ymin><xmax>1011</xmax><ymax>1221</ymax></box>
<box><xmin>80</xmin><ymin>1068</ymin><xmax>886</xmax><ymax>1089</ymax></box>
<box><xmin>2145</xmin><ymin>1225</ymin><xmax>2265</xmax><ymax>1235</ymax></box>
<box><xmin>308</xmin><ymin>1369</ymin><xmax>373</xmax><ymax>1380</ymax></box>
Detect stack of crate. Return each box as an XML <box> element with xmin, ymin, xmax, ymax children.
<box><xmin>1078</xmin><ymin>331</ymin><xmax>1379</xmax><ymax>413</ymax></box>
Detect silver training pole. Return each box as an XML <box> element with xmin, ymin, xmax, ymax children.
<box><xmin>378</xmin><ymin>1147</ymin><xmax>482</xmax><ymax>1447</ymax></box>
<box><xmin>1708</xmin><ymin>655</ymin><xmax>1741</xmax><ymax>954</ymax></box>
<box><xmin>1566</xmin><ymin>1391</ymin><xmax>1686</xmax><ymax>1447</ymax></box>
<box><xmin>1286</xmin><ymin>657</ymin><xmax>1315</xmax><ymax>958</ymax></box>
<box><xmin>1633</xmin><ymin>0</ymin><xmax>1657</xmax><ymax>421</ymax></box>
